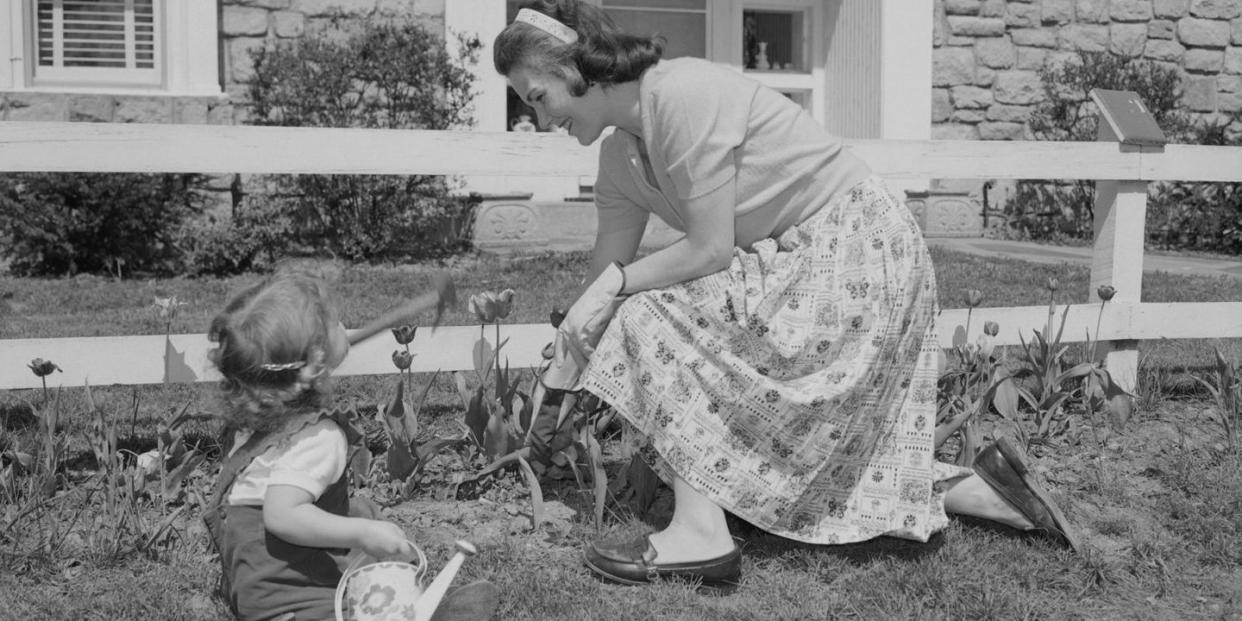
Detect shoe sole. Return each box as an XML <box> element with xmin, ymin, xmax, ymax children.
<box><xmin>995</xmin><ymin>439</ymin><xmax>1082</xmax><ymax>552</ymax></box>
<box><xmin>583</xmin><ymin>554</ymin><xmax>741</xmax><ymax>594</ymax></box>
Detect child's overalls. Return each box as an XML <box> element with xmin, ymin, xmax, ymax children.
<box><xmin>204</xmin><ymin>408</ymin><xmax>365</xmax><ymax>621</ymax></box>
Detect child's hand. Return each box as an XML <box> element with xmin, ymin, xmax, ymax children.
<box><xmin>358</xmin><ymin>519</ymin><xmax>415</xmax><ymax>560</ymax></box>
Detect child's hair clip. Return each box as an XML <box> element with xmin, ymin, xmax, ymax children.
<box><xmin>260</xmin><ymin>360</ymin><xmax>308</xmax><ymax>372</ymax></box>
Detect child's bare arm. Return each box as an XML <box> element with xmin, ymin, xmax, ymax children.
<box><xmin>264</xmin><ymin>484</ymin><xmax>412</xmax><ymax>559</ymax></box>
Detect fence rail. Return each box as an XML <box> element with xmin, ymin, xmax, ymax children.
<box><xmin>1</xmin><ymin>120</ymin><xmax>1241</xmax><ymax>392</ymax></box>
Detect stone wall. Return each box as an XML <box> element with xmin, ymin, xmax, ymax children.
<box><xmin>932</xmin><ymin>0</ymin><xmax>1242</xmax><ymax>141</ymax></box>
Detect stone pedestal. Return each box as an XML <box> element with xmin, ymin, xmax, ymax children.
<box><xmin>471</xmin><ymin>192</ymin><xmax>547</xmax><ymax>251</ymax></box>
<box><xmin>905</xmin><ymin>185</ymin><xmax>983</xmax><ymax>238</ymax></box>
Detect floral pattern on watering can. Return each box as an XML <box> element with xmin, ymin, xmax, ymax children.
<box><xmin>340</xmin><ymin>560</ymin><xmax>425</xmax><ymax>621</ymax></box>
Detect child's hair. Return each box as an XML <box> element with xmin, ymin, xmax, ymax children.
<box><xmin>207</xmin><ymin>272</ymin><xmax>341</xmax><ymax>433</ymax></box>
<box><xmin>493</xmin><ymin>0</ymin><xmax>664</xmax><ymax>96</ymax></box>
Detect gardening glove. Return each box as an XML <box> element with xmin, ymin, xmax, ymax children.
<box><xmin>539</xmin><ymin>262</ymin><xmax>628</xmax><ymax>391</ymax></box>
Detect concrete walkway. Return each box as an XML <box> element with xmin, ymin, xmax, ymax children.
<box><xmin>522</xmin><ymin>201</ymin><xmax>1242</xmax><ymax>280</ymax></box>
<box><xmin>927</xmin><ymin>237</ymin><xmax>1242</xmax><ymax>279</ymax></box>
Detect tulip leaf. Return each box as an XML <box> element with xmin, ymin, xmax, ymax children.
<box><xmin>452</xmin><ymin>372</ymin><xmax>473</xmax><ymax>409</ymax></box>
<box><xmin>463</xmin><ymin>387</ymin><xmax>488</xmax><ymax>448</ymax></box>
<box><xmin>515</xmin><ymin>453</ymin><xmax>545</xmax><ymax>530</ymax></box>
<box><xmin>583</xmin><ymin>427</ymin><xmax>608</xmax><ymax>528</ymax></box>
<box><xmin>472</xmin><ymin>337</ymin><xmax>494</xmax><ymax>380</ymax></box>
<box><xmin>1052</xmin><ymin>362</ymin><xmax>1096</xmax><ymax>387</ymax></box>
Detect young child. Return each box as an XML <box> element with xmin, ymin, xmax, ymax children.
<box><xmin>202</xmin><ymin>271</ymin><xmax>415</xmax><ymax>620</ymax></box>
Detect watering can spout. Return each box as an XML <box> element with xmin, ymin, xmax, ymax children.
<box><xmin>412</xmin><ymin>540</ymin><xmax>478</xmax><ymax>621</ymax></box>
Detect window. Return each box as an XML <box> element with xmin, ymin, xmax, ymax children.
<box><xmin>32</xmin><ymin>0</ymin><xmax>159</xmax><ymax>87</ymax></box>
<box><xmin>0</xmin><ymin>0</ymin><xmax>220</xmax><ymax>94</ymax></box>
<box><xmin>743</xmin><ymin>8</ymin><xmax>805</xmax><ymax>72</ymax></box>
<box><xmin>738</xmin><ymin>1</ymin><xmax>820</xmax><ymax>117</ymax></box>
<box><xmin>601</xmin><ymin>0</ymin><xmax>707</xmax><ymax>60</ymax></box>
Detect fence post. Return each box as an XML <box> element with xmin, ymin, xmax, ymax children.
<box><xmin>1088</xmin><ymin>89</ymin><xmax>1166</xmax><ymax>417</ymax></box>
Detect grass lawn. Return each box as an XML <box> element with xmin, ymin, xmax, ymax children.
<box><xmin>2</xmin><ymin>247</ymin><xmax>1242</xmax><ymax>620</ymax></box>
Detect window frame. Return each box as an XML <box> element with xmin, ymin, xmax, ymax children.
<box><xmin>0</xmin><ymin>0</ymin><xmax>221</xmax><ymax>96</ymax></box>
<box><xmin>30</xmin><ymin>0</ymin><xmax>163</xmax><ymax>88</ymax></box>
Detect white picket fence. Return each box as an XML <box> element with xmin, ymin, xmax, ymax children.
<box><xmin>1</xmin><ymin>119</ymin><xmax>1241</xmax><ymax>392</ymax></box>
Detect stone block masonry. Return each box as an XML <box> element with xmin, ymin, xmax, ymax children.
<box><xmin>932</xmin><ymin>0</ymin><xmax>1242</xmax><ymax>141</ymax></box>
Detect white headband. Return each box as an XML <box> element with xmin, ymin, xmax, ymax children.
<box><xmin>515</xmin><ymin>8</ymin><xmax>578</xmax><ymax>44</ymax></box>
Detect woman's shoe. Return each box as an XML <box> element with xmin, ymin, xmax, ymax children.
<box><xmin>583</xmin><ymin>535</ymin><xmax>742</xmax><ymax>592</ymax></box>
<box><xmin>973</xmin><ymin>438</ymin><xmax>1081</xmax><ymax>552</ymax></box>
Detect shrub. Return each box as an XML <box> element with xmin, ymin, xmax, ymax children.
<box><xmin>1004</xmin><ymin>52</ymin><xmax>1192</xmax><ymax>244</ymax></box>
<box><xmin>236</xmin><ymin>16</ymin><xmax>482</xmax><ymax>263</ymax></box>
<box><xmin>177</xmin><ymin>204</ymin><xmax>294</xmax><ymax>276</ymax></box>
<box><xmin>0</xmin><ymin>173</ymin><xmax>206</xmax><ymax>277</ymax></box>
<box><xmin>1147</xmin><ymin>113</ymin><xmax>1242</xmax><ymax>254</ymax></box>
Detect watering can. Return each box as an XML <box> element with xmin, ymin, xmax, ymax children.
<box><xmin>335</xmin><ymin>539</ymin><xmax>478</xmax><ymax>621</ymax></box>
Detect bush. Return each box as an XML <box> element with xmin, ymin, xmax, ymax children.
<box><xmin>234</xmin><ymin>16</ymin><xmax>482</xmax><ymax>263</ymax></box>
<box><xmin>1147</xmin><ymin>113</ymin><xmax>1242</xmax><ymax>254</ymax></box>
<box><xmin>177</xmin><ymin>204</ymin><xmax>294</xmax><ymax>276</ymax></box>
<box><xmin>1004</xmin><ymin>52</ymin><xmax>1193</xmax><ymax>244</ymax></box>
<box><xmin>0</xmin><ymin>173</ymin><xmax>206</xmax><ymax>277</ymax></box>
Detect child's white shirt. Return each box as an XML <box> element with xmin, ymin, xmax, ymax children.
<box><xmin>226</xmin><ymin>418</ymin><xmax>349</xmax><ymax>506</ymax></box>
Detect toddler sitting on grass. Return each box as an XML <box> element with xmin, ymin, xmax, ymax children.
<box><xmin>202</xmin><ymin>269</ymin><xmax>496</xmax><ymax>620</ymax></box>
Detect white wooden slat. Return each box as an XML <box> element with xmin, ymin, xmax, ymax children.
<box><xmin>4</xmin><ymin>302</ymin><xmax>1242</xmax><ymax>390</ymax></box>
<box><xmin>3</xmin><ymin>123</ymin><xmax>1242</xmax><ymax>183</ymax></box>
<box><xmin>1141</xmin><ymin>143</ymin><xmax>1242</xmax><ymax>183</ymax></box>
<box><xmin>936</xmin><ymin>302</ymin><xmax>1242</xmax><ymax>347</ymax></box>
<box><xmin>0</xmin><ymin>324</ymin><xmax>556</xmax><ymax>391</ymax></box>
<box><xmin>0</xmin><ymin>122</ymin><xmax>601</xmax><ymax>177</ymax></box>
<box><xmin>847</xmin><ymin>139</ymin><xmax>1142</xmax><ymax>180</ymax></box>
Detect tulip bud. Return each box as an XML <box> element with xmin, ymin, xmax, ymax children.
<box><xmin>468</xmin><ymin>289</ymin><xmax>517</xmax><ymax>323</ymax></box>
<box><xmin>964</xmin><ymin>289</ymin><xmax>983</xmax><ymax>308</ymax></box>
<box><xmin>27</xmin><ymin>358</ymin><xmax>61</xmax><ymax>377</ymax></box>
<box><xmin>391</xmin><ymin>350</ymin><xmax>413</xmax><ymax>371</ymax></box>
<box><xmin>391</xmin><ymin>324</ymin><xmax>418</xmax><ymax>345</ymax></box>
<box><xmin>496</xmin><ymin>289</ymin><xmax>516</xmax><ymax>320</ymax></box>
<box><xmin>151</xmin><ymin>296</ymin><xmax>187</xmax><ymax>320</ymax></box>
<box><xmin>1096</xmin><ymin>285</ymin><xmax>1116</xmax><ymax>302</ymax></box>
<box><xmin>983</xmin><ymin>320</ymin><xmax>999</xmax><ymax>336</ymax></box>
<box><xmin>1046</xmin><ymin>277</ymin><xmax>1059</xmax><ymax>292</ymax></box>
<box><xmin>468</xmin><ymin>292</ymin><xmax>497</xmax><ymax>323</ymax></box>
<box><xmin>549</xmin><ymin>308</ymin><xmax>566</xmax><ymax>328</ymax></box>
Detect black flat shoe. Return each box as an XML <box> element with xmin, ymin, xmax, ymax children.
<box><xmin>974</xmin><ymin>438</ymin><xmax>1081</xmax><ymax>552</ymax></box>
<box><xmin>583</xmin><ymin>534</ymin><xmax>742</xmax><ymax>592</ymax></box>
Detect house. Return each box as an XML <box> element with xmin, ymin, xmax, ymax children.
<box><xmin>0</xmin><ymin>0</ymin><xmax>933</xmax><ymax>205</ymax></box>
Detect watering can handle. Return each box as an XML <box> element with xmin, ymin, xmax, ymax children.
<box><xmin>411</xmin><ymin>540</ymin><xmax>479</xmax><ymax>621</ymax></box>
<box><xmin>334</xmin><ymin>540</ymin><xmax>428</xmax><ymax>621</ymax></box>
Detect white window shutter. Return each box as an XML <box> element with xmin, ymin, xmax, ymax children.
<box><xmin>33</xmin><ymin>0</ymin><xmax>161</xmax><ymax>86</ymax></box>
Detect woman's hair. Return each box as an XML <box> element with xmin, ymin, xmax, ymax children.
<box><xmin>207</xmin><ymin>272</ymin><xmax>341</xmax><ymax>432</ymax></box>
<box><xmin>494</xmin><ymin>0</ymin><xmax>664</xmax><ymax>96</ymax></box>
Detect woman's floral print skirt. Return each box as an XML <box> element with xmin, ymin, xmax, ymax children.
<box><xmin>579</xmin><ymin>176</ymin><xmax>971</xmax><ymax>545</ymax></box>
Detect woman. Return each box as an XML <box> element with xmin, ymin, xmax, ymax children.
<box><xmin>495</xmin><ymin>0</ymin><xmax>1078</xmax><ymax>590</ymax></box>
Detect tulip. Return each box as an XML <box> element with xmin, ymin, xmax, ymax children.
<box><xmin>28</xmin><ymin>358</ymin><xmax>60</xmax><ymax>406</ymax></box>
<box><xmin>964</xmin><ymin>289</ymin><xmax>983</xmax><ymax>308</ymax></box>
<box><xmin>392</xmin><ymin>349</ymin><xmax>413</xmax><ymax>371</ymax></box>
<box><xmin>549</xmin><ymin>308</ymin><xmax>566</xmax><ymax>329</ymax></box>
<box><xmin>983</xmin><ymin>320</ymin><xmax>999</xmax><ymax>337</ymax></box>
<box><xmin>391</xmin><ymin>324</ymin><xmax>418</xmax><ymax>345</ymax></box>
<box><xmin>151</xmin><ymin>296</ymin><xmax>187</xmax><ymax>320</ymax></box>
<box><xmin>1046</xmin><ymin>277</ymin><xmax>1059</xmax><ymax>292</ymax></box>
<box><xmin>1096</xmin><ymin>285</ymin><xmax>1116</xmax><ymax>302</ymax></box>
<box><xmin>27</xmin><ymin>358</ymin><xmax>60</xmax><ymax>377</ymax></box>
<box><xmin>468</xmin><ymin>289</ymin><xmax>516</xmax><ymax>323</ymax></box>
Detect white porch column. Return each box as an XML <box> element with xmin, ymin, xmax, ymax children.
<box><xmin>879</xmin><ymin>0</ymin><xmax>933</xmax><ymax>196</ymax></box>
<box><xmin>445</xmin><ymin>0</ymin><xmax>510</xmax><ymax>196</ymax></box>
